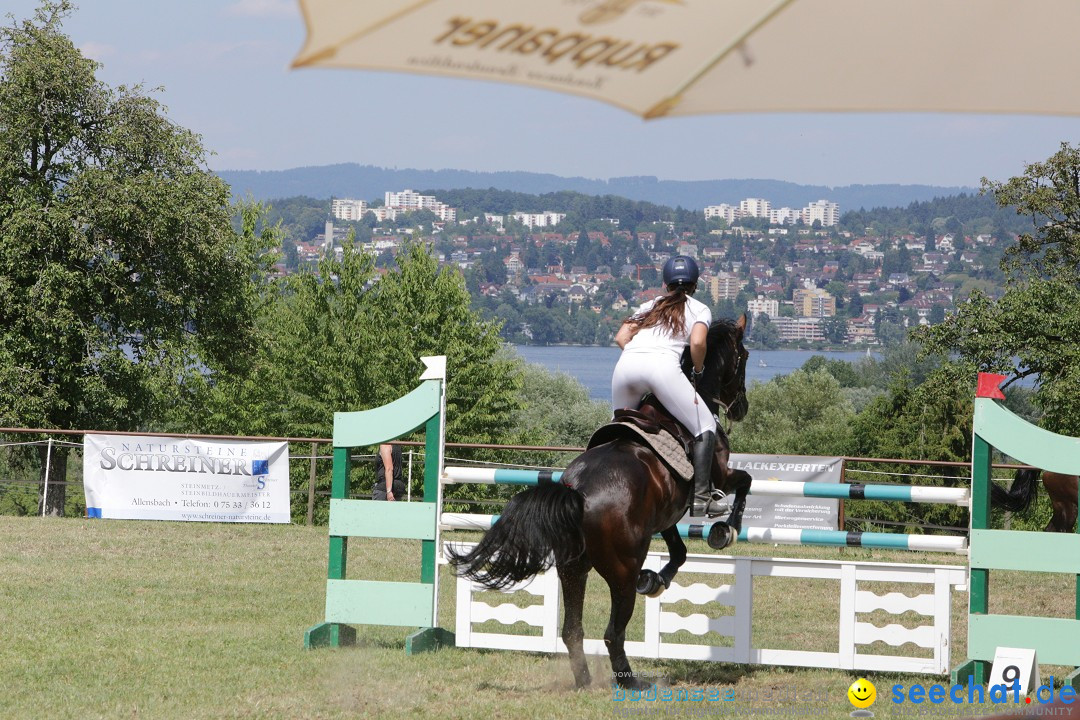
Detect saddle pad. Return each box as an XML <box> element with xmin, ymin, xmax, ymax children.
<box><xmin>587</xmin><ymin>422</ymin><xmax>694</xmax><ymax>481</ymax></box>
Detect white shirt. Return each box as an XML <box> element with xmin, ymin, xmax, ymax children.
<box><xmin>623</xmin><ymin>295</ymin><xmax>712</xmax><ymax>359</ymax></box>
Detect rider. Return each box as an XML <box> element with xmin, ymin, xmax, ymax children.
<box><xmin>612</xmin><ymin>255</ymin><xmax>719</xmax><ymax>518</ymax></box>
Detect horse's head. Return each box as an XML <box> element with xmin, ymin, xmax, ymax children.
<box><xmin>683</xmin><ymin>314</ymin><xmax>749</xmax><ymax>424</ymax></box>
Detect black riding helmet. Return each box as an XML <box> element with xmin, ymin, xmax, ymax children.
<box><xmin>662</xmin><ymin>255</ymin><xmax>699</xmax><ymax>289</ymax></box>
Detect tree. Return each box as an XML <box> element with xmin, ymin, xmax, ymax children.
<box><xmin>914</xmin><ymin>142</ymin><xmax>1080</xmax><ymax>434</ymax></box>
<box><xmin>0</xmin><ymin>2</ymin><xmax>273</xmax><ymax>515</ymax></box>
<box><xmin>750</xmin><ymin>314</ymin><xmax>780</xmax><ymax>349</ymax></box>
<box><xmin>187</xmin><ymin>244</ymin><xmax>522</xmax><ymax>448</ymax></box>
<box><xmin>730</xmin><ymin>369</ymin><xmax>855</xmax><ymax>456</ymax></box>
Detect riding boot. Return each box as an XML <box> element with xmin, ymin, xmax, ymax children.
<box><xmin>690</xmin><ymin>430</ymin><xmax>719</xmax><ymax>518</ymax></box>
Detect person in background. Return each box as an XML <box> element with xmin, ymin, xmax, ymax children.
<box><xmin>612</xmin><ymin>255</ymin><xmax>718</xmax><ymax>517</ymax></box>
<box><xmin>371</xmin><ymin>443</ymin><xmax>405</xmax><ymax>501</ymax></box>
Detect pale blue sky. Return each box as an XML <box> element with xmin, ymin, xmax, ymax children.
<box><xmin>8</xmin><ymin>0</ymin><xmax>1080</xmax><ymax>188</ymax></box>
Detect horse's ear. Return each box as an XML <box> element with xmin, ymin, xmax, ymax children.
<box><xmin>735</xmin><ymin>313</ymin><xmax>747</xmax><ymax>337</ymax></box>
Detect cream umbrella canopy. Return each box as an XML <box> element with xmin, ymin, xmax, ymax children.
<box><xmin>293</xmin><ymin>0</ymin><xmax>1080</xmax><ymax>120</ymax></box>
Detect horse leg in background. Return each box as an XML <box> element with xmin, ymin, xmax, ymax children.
<box><xmin>708</xmin><ymin>469</ymin><xmax>752</xmax><ymax>551</ymax></box>
<box><xmin>1041</xmin><ymin>472</ymin><xmax>1079</xmax><ymax>533</ymax></box>
<box><xmin>557</xmin><ymin>556</ymin><xmax>593</xmax><ymax>689</ymax></box>
<box><xmin>636</xmin><ymin>526</ymin><xmax>686</xmax><ymax>598</ymax></box>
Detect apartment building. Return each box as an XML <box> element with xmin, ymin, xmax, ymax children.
<box><xmin>793</xmin><ymin>288</ymin><xmax>837</xmax><ymax>318</ymax></box>
<box><xmin>331</xmin><ymin>198</ymin><xmax>367</xmax><ymax>221</ymax></box>
<box><xmin>385</xmin><ymin>189</ymin><xmax>457</xmax><ymax>222</ymax></box>
<box><xmin>772</xmin><ymin>316</ymin><xmax>825</xmax><ymax>341</ymax></box>
<box><xmin>511</xmin><ymin>211</ymin><xmax>566</xmax><ymax>229</ymax></box>
<box><xmin>802</xmin><ymin>200</ymin><xmax>840</xmax><ymax>227</ymax></box>
<box><xmin>704</xmin><ymin>204</ymin><xmax>737</xmax><ymax>224</ymax></box>
<box><xmin>706</xmin><ymin>272</ymin><xmax>745</xmax><ymax>303</ymax></box>
<box><xmin>746</xmin><ymin>295</ymin><xmax>780</xmax><ymax>319</ymax></box>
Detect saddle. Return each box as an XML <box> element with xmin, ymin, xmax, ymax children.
<box><xmin>586</xmin><ymin>396</ymin><xmax>696</xmax><ymax>481</ymax></box>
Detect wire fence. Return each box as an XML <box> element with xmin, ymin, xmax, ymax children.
<box><xmin>0</xmin><ymin>428</ymin><xmax>1047</xmax><ymax>534</ymax></box>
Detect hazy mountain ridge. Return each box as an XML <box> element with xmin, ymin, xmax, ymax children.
<box><xmin>217</xmin><ymin>163</ymin><xmax>975</xmax><ymax>212</ymax></box>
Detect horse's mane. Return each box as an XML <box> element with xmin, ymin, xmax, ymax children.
<box><xmin>680</xmin><ymin>318</ymin><xmax>741</xmax><ymax>415</ymax></box>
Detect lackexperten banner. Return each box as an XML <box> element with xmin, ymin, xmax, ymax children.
<box><xmin>83</xmin><ymin>435</ymin><xmax>290</xmax><ymax>523</ymax></box>
<box><xmin>709</xmin><ymin>454</ymin><xmax>843</xmax><ymax>531</ymax></box>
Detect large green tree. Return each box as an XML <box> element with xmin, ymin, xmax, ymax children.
<box><xmin>914</xmin><ymin>143</ymin><xmax>1080</xmax><ymax>434</ymax></box>
<box><xmin>0</xmin><ymin>2</ymin><xmax>272</xmax><ymax>514</ymax></box>
<box><xmin>183</xmin><ymin>242</ymin><xmax>523</xmax><ymax>467</ymax></box>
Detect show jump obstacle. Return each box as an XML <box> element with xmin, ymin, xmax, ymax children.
<box><xmin>306</xmin><ymin>365</ymin><xmax>1076</xmax><ymax>681</ymax></box>
<box><xmin>304</xmin><ymin>356</ymin><xmax>454</xmax><ymax>654</ymax></box>
<box><xmin>951</xmin><ymin>374</ymin><xmax>1080</xmax><ymax>687</ymax></box>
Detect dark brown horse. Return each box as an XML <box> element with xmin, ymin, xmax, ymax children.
<box><xmin>991</xmin><ymin>468</ymin><xmax>1079</xmax><ymax>533</ymax></box>
<box><xmin>449</xmin><ymin>316</ymin><xmax>753</xmax><ymax>690</ymax></box>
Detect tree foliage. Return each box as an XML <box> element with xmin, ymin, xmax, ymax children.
<box><xmin>914</xmin><ymin>143</ymin><xmax>1080</xmax><ymax>434</ymax></box>
<box><xmin>183</xmin><ymin>243</ymin><xmax>522</xmax><ymax>444</ymax></box>
<box><xmin>730</xmin><ymin>369</ymin><xmax>855</xmax><ymax>456</ymax></box>
<box><xmin>0</xmin><ymin>2</ymin><xmax>273</xmax><ymax>513</ymax></box>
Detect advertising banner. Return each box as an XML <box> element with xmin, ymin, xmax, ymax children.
<box><xmin>683</xmin><ymin>454</ymin><xmax>843</xmax><ymax>530</ymax></box>
<box><xmin>83</xmin><ymin>435</ymin><xmax>290</xmax><ymax>523</ymax></box>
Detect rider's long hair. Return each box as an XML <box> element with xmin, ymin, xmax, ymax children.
<box><xmin>625</xmin><ymin>282</ymin><xmax>696</xmax><ymax>337</ymax></box>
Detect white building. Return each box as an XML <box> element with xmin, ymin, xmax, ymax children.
<box><xmin>331</xmin><ymin>198</ymin><xmax>367</xmax><ymax>221</ymax></box>
<box><xmin>802</xmin><ymin>199</ymin><xmax>840</xmax><ymax>227</ymax></box>
<box><xmin>511</xmin><ymin>211</ymin><xmax>566</xmax><ymax>229</ymax></box>
<box><xmin>768</xmin><ymin>207</ymin><xmax>800</xmax><ymax>225</ymax></box>
<box><xmin>746</xmin><ymin>295</ymin><xmax>780</xmax><ymax>319</ymax></box>
<box><xmin>705</xmin><ymin>204</ymin><xmax>737</xmax><ymax>224</ymax></box>
<box><xmin>384</xmin><ymin>189</ymin><xmax>457</xmax><ymax>222</ymax></box>
<box><xmin>739</xmin><ymin>198</ymin><xmax>772</xmax><ymax>219</ymax></box>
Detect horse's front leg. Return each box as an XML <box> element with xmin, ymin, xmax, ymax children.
<box><xmin>635</xmin><ymin>526</ymin><xmax>686</xmax><ymax>597</ymax></box>
<box><xmin>708</xmin><ymin>469</ymin><xmax>752</xmax><ymax>550</ymax></box>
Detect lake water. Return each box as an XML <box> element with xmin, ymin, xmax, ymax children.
<box><xmin>512</xmin><ymin>345</ymin><xmax>875</xmax><ymax>403</ymax></box>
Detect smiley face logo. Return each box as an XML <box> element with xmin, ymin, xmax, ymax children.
<box><xmin>848</xmin><ymin>678</ymin><xmax>876</xmax><ymax>709</ymax></box>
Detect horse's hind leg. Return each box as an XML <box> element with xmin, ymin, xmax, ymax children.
<box><xmin>636</xmin><ymin>527</ymin><xmax>686</xmax><ymax>597</ymax></box>
<box><xmin>604</xmin><ymin>573</ymin><xmax>651</xmax><ymax>690</ymax></box>
<box><xmin>557</xmin><ymin>557</ymin><xmax>592</xmax><ymax>689</ymax></box>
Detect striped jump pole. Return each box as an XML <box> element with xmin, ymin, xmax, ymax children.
<box><xmin>442</xmin><ymin>467</ymin><xmax>969</xmax><ymax>505</ymax></box>
<box><xmin>443</xmin><ymin>467</ymin><xmax>563</xmax><ymax>485</ymax></box>
<box><xmin>438</xmin><ymin>513</ymin><xmax>968</xmax><ymax>553</ymax></box>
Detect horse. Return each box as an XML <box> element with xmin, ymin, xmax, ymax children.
<box><xmin>991</xmin><ymin>468</ymin><xmax>1079</xmax><ymax>533</ymax></box>
<box><xmin>448</xmin><ymin>315</ymin><xmax>753</xmax><ymax>690</ymax></box>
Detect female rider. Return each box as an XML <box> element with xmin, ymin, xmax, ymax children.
<box><xmin>612</xmin><ymin>255</ymin><xmax>718</xmax><ymax>517</ymax></box>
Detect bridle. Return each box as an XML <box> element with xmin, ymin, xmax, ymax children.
<box><xmin>705</xmin><ymin>336</ymin><xmax>746</xmax><ymax>435</ymax></box>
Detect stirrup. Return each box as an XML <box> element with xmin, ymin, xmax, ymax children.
<box><xmin>692</xmin><ymin>490</ymin><xmax>728</xmax><ymax>519</ymax></box>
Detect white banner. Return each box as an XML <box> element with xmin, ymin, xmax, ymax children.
<box><xmin>83</xmin><ymin>435</ymin><xmax>290</xmax><ymax>523</ymax></box>
<box><xmin>729</xmin><ymin>454</ymin><xmax>843</xmax><ymax>531</ymax></box>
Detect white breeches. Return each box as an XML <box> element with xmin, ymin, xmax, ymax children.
<box><xmin>611</xmin><ymin>351</ymin><xmax>716</xmax><ymax>437</ymax></box>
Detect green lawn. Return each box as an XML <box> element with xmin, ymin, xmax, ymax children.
<box><xmin>1</xmin><ymin>516</ymin><xmax>1075</xmax><ymax>719</ymax></box>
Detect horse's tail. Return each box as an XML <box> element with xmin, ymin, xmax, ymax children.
<box><xmin>447</xmin><ymin>483</ymin><xmax>584</xmax><ymax>591</ymax></box>
<box><xmin>990</xmin><ymin>468</ymin><xmax>1040</xmax><ymax>513</ymax></box>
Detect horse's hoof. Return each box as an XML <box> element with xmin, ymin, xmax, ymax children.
<box><xmin>635</xmin><ymin>569</ymin><xmax>667</xmax><ymax>597</ymax></box>
<box><xmin>708</xmin><ymin>522</ymin><xmax>737</xmax><ymax>550</ymax></box>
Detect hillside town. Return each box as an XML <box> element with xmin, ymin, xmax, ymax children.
<box><xmin>280</xmin><ymin>188</ymin><xmax>1003</xmax><ymax>348</ymax></box>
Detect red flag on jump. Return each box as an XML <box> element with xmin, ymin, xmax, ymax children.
<box><xmin>975</xmin><ymin>373</ymin><xmax>1007</xmax><ymax>399</ymax></box>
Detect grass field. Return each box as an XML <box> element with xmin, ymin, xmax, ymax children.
<box><xmin>2</xmin><ymin>516</ymin><xmax>1076</xmax><ymax>719</ymax></box>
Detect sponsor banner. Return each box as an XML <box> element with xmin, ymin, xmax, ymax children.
<box><xmin>683</xmin><ymin>454</ymin><xmax>842</xmax><ymax>530</ymax></box>
<box><xmin>83</xmin><ymin>435</ymin><xmax>290</xmax><ymax>523</ymax></box>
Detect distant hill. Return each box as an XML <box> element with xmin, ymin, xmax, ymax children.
<box><xmin>216</xmin><ymin>163</ymin><xmax>975</xmax><ymax>212</ymax></box>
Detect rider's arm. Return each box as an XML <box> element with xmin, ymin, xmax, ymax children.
<box><xmin>615</xmin><ymin>321</ymin><xmax>638</xmax><ymax>349</ymax></box>
<box><xmin>689</xmin><ymin>322</ymin><xmax>708</xmax><ymax>373</ymax></box>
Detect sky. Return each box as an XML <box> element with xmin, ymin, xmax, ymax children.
<box><xmin>8</xmin><ymin>0</ymin><xmax>1080</xmax><ymax>189</ymax></box>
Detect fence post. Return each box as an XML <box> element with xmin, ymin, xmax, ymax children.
<box><xmin>41</xmin><ymin>437</ymin><xmax>54</xmax><ymax>518</ymax></box>
<box><xmin>306</xmin><ymin>441</ymin><xmax>317</xmax><ymax>526</ymax></box>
